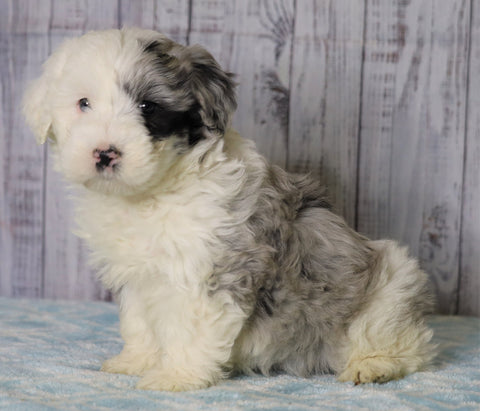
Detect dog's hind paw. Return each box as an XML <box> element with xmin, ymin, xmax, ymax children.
<box><xmin>338</xmin><ymin>356</ymin><xmax>404</xmax><ymax>385</ymax></box>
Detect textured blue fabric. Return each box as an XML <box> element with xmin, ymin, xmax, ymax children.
<box><xmin>0</xmin><ymin>297</ymin><xmax>479</xmax><ymax>410</ymax></box>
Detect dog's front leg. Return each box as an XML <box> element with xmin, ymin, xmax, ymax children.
<box><xmin>136</xmin><ymin>292</ymin><xmax>246</xmax><ymax>391</ymax></box>
<box><xmin>101</xmin><ymin>286</ymin><xmax>160</xmax><ymax>376</ymax></box>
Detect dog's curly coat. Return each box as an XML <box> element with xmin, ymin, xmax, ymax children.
<box><xmin>23</xmin><ymin>28</ymin><xmax>435</xmax><ymax>391</ymax></box>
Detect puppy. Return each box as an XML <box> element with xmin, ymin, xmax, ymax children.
<box><xmin>23</xmin><ymin>28</ymin><xmax>435</xmax><ymax>391</ymax></box>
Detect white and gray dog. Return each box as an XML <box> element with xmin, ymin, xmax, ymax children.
<box><xmin>24</xmin><ymin>28</ymin><xmax>435</xmax><ymax>391</ymax></box>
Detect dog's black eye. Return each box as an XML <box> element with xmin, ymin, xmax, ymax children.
<box><xmin>78</xmin><ymin>98</ymin><xmax>90</xmax><ymax>112</ymax></box>
<box><xmin>138</xmin><ymin>101</ymin><xmax>158</xmax><ymax>115</ymax></box>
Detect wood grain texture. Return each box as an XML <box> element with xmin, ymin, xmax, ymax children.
<box><xmin>0</xmin><ymin>2</ymin><xmax>9</xmax><ymax>296</ymax></box>
<box><xmin>357</xmin><ymin>0</ymin><xmax>471</xmax><ymax>314</ymax></box>
<box><xmin>0</xmin><ymin>0</ymin><xmax>478</xmax><ymax>314</ymax></box>
<box><xmin>288</xmin><ymin>0</ymin><xmax>365</xmax><ymax>225</ymax></box>
<box><xmin>458</xmin><ymin>0</ymin><xmax>480</xmax><ymax>316</ymax></box>
<box><xmin>119</xmin><ymin>0</ymin><xmax>190</xmax><ymax>44</ymax></box>
<box><xmin>49</xmin><ymin>0</ymin><xmax>119</xmax><ymax>35</ymax></box>
<box><xmin>0</xmin><ymin>0</ymin><xmax>52</xmax><ymax>297</ymax></box>
<box><xmin>189</xmin><ymin>0</ymin><xmax>295</xmax><ymax>167</ymax></box>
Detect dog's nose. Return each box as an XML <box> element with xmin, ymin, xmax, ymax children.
<box><xmin>93</xmin><ymin>146</ymin><xmax>121</xmax><ymax>171</ymax></box>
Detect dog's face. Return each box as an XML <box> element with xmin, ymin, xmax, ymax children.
<box><xmin>23</xmin><ymin>28</ymin><xmax>236</xmax><ymax>196</ymax></box>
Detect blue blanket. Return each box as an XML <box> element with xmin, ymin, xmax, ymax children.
<box><xmin>1</xmin><ymin>298</ymin><xmax>479</xmax><ymax>410</ymax></box>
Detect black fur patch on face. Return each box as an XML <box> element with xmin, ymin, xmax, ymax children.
<box><xmin>121</xmin><ymin>39</ymin><xmax>206</xmax><ymax>146</ymax></box>
<box><xmin>137</xmin><ymin>99</ymin><xmax>204</xmax><ymax>144</ymax></box>
<box><xmin>124</xmin><ymin>36</ymin><xmax>237</xmax><ymax>146</ymax></box>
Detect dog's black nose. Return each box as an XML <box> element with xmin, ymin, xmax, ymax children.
<box><xmin>93</xmin><ymin>146</ymin><xmax>121</xmax><ymax>171</ymax></box>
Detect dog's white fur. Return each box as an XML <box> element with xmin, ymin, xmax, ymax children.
<box><xmin>24</xmin><ymin>28</ymin><xmax>435</xmax><ymax>391</ymax></box>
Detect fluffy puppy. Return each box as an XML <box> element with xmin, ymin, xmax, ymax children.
<box><xmin>23</xmin><ymin>28</ymin><xmax>435</xmax><ymax>391</ymax></box>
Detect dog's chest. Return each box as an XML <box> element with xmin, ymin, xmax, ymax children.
<box><xmin>77</xmin><ymin>194</ymin><xmax>225</xmax><ymax>286</ymax></box>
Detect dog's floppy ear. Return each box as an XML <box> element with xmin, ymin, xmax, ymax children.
<box><xmin>178</xmin><ymin>44</ymin><xmax>237</xmax><ymax>136</ymax></box>
<box><xmin>23</xmin><ymin>44</ymin><xmax>68</xmax><ymax>145</ymax></box>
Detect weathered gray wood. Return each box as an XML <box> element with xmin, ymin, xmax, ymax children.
<box><xmin>42</xmin><ymin>0</ymin><xmax>119</xmax><ymax>300</ymax></box>
<box><xmin>288</xmin><ymin>0</ymin><xmax>365</xmax><ymax>226</ymax></box>
<box><xmin>0</xmin><ymin>0</ymin><xmax>52</xmax><ymax>297</ymax></box>
<box><xmin>0</xmin><ymin>68</ymin><xmax>8</xmax><ymax>296</ymax></box>
<box><xmin>357</xmin><ymin>0</ymin><xmax>471</xmax><ymax>314</ymax></box>
<box><xmin>119</xmin><ymin>0</ymin><xmax>190</xmax><ymax>44</ymax></box>
<box><xmin>49</xmin><ymin>0</ymin><xmax>119</xmax><ymax>35</ymax></box>
<box><xmin>190</xmin><ymin>0</ymin><xmax>295</xmax><ymax>168</ymax></box>
<box><xmin>0</xmin><ymin>3</ymin><xmax>9</xmax><ymax>296</ymax></box>
<box><xmin>458</xmin><ymin>0</ymin><xmax>480</xmax><ymax>316</ymax></box>
<box><xmin>0</xmin><ymin>0</ymin><xmax>478</xmax><ymax>315</ymax></box>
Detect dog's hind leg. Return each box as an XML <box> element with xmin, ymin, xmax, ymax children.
<box><xmin>338</xmin><ymin>319</ymin><xmax>434</xmax><ymax>385</ymax></box>
<box><xmin>338</xmin><ymin>240</ymin><xmax>435</xmax><ymax>384</ymax></box>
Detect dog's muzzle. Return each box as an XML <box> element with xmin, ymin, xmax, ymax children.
<box><xmin>93</xmin><ymin>146</ymin><xmax>122</xmax><ymax>172</ymax></box>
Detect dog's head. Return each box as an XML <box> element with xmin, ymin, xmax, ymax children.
<box><xmin>23</xmin><ymin>28</ymin><xmax>236</xmax><ymax>196</ymax></box>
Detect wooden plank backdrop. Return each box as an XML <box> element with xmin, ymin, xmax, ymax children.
<box><xmin>0</xmin><ymin>0</ymin><xmax>478</xmax><ymax>315</ymax></box>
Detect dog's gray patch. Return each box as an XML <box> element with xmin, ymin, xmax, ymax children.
<box><xmin>208</xmin><ymin>163</ymin><xmax>396</xmax><ymax>376</ymax></box>
<box><xmin>122</xmin><ymin>36</ymin><xmax>237</xmax><ymax>146</ymax></box>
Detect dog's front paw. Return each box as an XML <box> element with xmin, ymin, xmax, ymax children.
<box><xmin>101</xmin><ymin>355</ymin><xmax>139</xmax><ymax>375</ymax></box>
<box><xmin>136</xmin><ymin>367</ymin><xmax>215</xmax><ymax>391</ymax></box>
<box><xmin>101</xmin><ymin>350</ymin><xmax>156</xmax><ymax>376</ymax></box>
